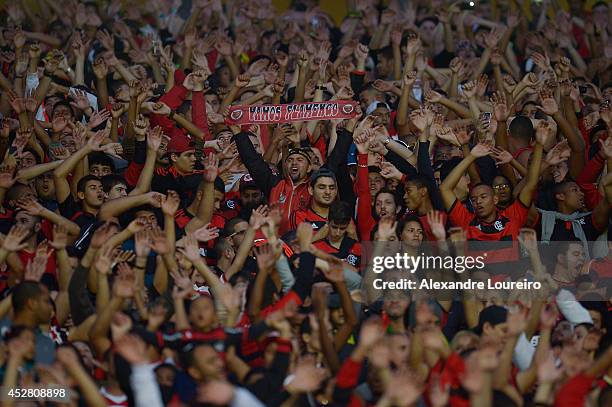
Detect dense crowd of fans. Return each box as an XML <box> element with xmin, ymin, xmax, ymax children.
<box><xmin>0</xmin><ymin>0</ymin><xmax>610</xmax><ymax>405</ymax></box>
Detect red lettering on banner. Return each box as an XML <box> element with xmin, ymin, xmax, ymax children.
<box><xmin>227</xmin><ymin>101</ymin><xmax>356</xmax><ymax>125</ymax></box>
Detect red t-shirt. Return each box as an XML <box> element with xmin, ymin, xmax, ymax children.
<box><xmin>18</xmin><ymin>249</ymin><xmax>57</xmax><ymax>278</ymax></box>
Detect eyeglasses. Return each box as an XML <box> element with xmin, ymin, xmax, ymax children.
<box><xmin>493</xmin><ymin>184</ymin><xmax>510</xmax><ymax>191</ymax></box>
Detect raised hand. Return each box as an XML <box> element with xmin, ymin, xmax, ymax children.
<box><xmin>321</xmin><ymin>257</ymin><xmax>345</xmax><ymax>283</ymax></box>
<box><xmin>87</xmin><ymin>130</ymin><xmax>107</xmax><ymax>151</ymax></box>
<box><xmin>24</xmin><ymin>242</ymin><xmax>49</xmax><ymax>281</ymax></box>
<box><xmin>353</xmin><ymin>43</ymin><xmax>369</xmax><ymax>64</ymax></box>
<box><xmin>461</xmin><ymin>80</ymin><xmax>478</xmax><ymax>99</ymax></box>
<box><xmin>94</xmin><ymin>244</ymin><xmax>116</xmax><ymax>275</ymax></box>
<box><xmin>149</xmin><ymin>227</ymin><xmax>170</xmax><ymax>255</ymax></box>
<box><xmin>405</xmin><ymin>34</ymin><xmax>421</xmax><ymax>56</ymax></box>
<box><xmin>358</xmin><ymin>317</ymin><xmax>384</xmax><ymax>350</ymax></box>
<box><xmin>490</xmin><ymin>91</ymin><xmax>509</xmax><ymax>121</ymax></box>
<box><xmin>171</xmin><ymin>271</ymin><xmax>194</xmax><ymax>300</ymax></box>
<box><xmin>254</xmin><ymin>243</ymin><xmax>278</xmax><ymax>272</ymax></box>
<box><xmin>538</xmin><ymin>88</ymin><xmax>558</xmax><ymax>116</ymax></box>
<box><xmin>0</xmin><ymin>165</ymin><xmax>16</xmax><ymax>190</ymax></box>
<box><xmin>250</xmin><ymin>205</ymin><xmax>268</xmax><ymax>230</ymax></box>
<box><xmin>178</xmin><ymin>233</ymin><xmax>201</xmax><ymax>262</ymax></box>
<box><xmin>379</xmin><ymin>161</ymin><xmax>402</xmax><ymax>180</ymax></box>
<box><xmin>88</xmin><ymin>109</ymin><xmax>111</xmax><ymax>129</ymax></box>
<box><xmin>599</xmin><ymin>137</ymin><xmax>612</xmax><ymax>159</ymax></box>
<box><xmin>102</xmin><ymin>142</ymin><xmax>123</xmax><ymax>158</ymax></box>
<box><xmin>427</xmin><ymin>210</ymin><xmax>446</xmax><ymax>241</ymax></box>
<box><xmin>113</xmin><ymin>262</ymin><xmax>136</xmax><ymax>298</ymax></box>
<box><xmin>377</xmin><ymin>218</ymin><xmax>397</xmax><ymax>241</ymax></box>
<box><xmin>409</xmin><ymin>107</ymin><xmax>432</xmax><ymax>132</ymax></box>
<box><xmin>183</xmin><ymin>70</ymin><xmax>209</xmax><ymax>92</ymax></box>
<box><xmin>372</xmin><ymin>80</ymin><xmax>395</xmax><ymax>93</ymax></box>
<box><xmin>151</xmin><ymin>102</ymin><xmax>171</xmax><ymax>116</ymax></box>
<box><xmin>16</xmin><ymin>197</ymin><xmax>44</xmax><ymax>216</ymax></box>
<box><xmin>147</xmin><ymin>126</ymin><xmax>164</xmax><ymax>152</ymax></box>
<box><xmin>13</xmin><ymin>127</ymin><xmax>31</xmax><ymax>155</ymax></box>
<box><xmin>161</xmin><ymin>190</ymin><xmax>180</xmax><ymax>216</ymax></box>
<box><xmin>114</xmin><ymin>334</ymin><xmax>148</xmax><ymax>365</ymax></box>
<box><xmin>470</xmin><ymin>142</ymin><xmax>493</xmax><ymax>157</ymax></box>
<box><xmin>214</xmin><ymin>36</ymin><xmax>233</xmax><ymax>56</ymax></box>
<box><xmin>434</xmin><ymin>126</ymin><xmax>460</xmax><ymax>146</ymax></box>
<box><xmin>352</xmin><ymin>129</ymin><xmax>371</xmax><ymax>155</ymax></box>
<box><xmin>234</xmin><ymin>73</ymin><xmax>251</xmax><ymax>88</ymax></box>
<box><xmin>134</xmin><ymin>231</ymin><xmax>151</xmax><ymax>258</ymax></box>
<box><xmin>424</xmin><ymin>88</ymin><xmax>442</xmax><ymax>103</ymax></box>
<box><xmin>203</xmin><ymin>153</ymin><xmax>219</xmax><ymax>183</ymax></box>
<box><xmin>193</xmin><ymin>223</ymin><xmax>220</xmax><ymax>243</ymax></box>
<box><xmin>285</xmin><ymin>357</ymin><xmax>326</xmax><ymax>394</ymax></box>
<box><xmin>491</xmin><ymin>147</ymin><xmax>513</xmax><ymax>165</ymax></box>
<box><xmin>545</xmin><ymin>140</ymin><xmax>571</xmax><ymax>165</ymax></box>
<box><xmin>535</xmin><ymin>120</ymin><xmax>555</xmax><ymax>146</ymax></box>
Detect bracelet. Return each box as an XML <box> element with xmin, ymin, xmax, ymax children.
<box><xmin>383</xmin><ymin>137</ymin><xmax>391</xmax><ymax>146</ymax></box>
<box><xmin>316</xmin><ymin>85</ymin><xmax>326</xmax><ymax>90</ymax></box>
<box><xmin>168</xmin><ymin>111</ymin><xmax>175</xmax><ymax>119</ymax></box>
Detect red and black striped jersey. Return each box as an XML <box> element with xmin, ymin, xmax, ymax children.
<box><xmin>289</xmin><ymin>207</ymin><xmax>328</xmax><ymax>231</ymax></box>
<box><xmin>448</xmin><ymin>199</ymin><xmax>529</xmax><ymax>264</ymax></box>
<box><xmin>313</xmin><ymin>237</ymin><xmax>362</xmax><ymax>268</ymax></box>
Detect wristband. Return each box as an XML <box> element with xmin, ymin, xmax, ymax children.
<box><xmin>168</xmin><ymin>111</ymin><xmax>175</xmax><ymax>119</ymax></box>
<box><xmin>316</xmin><ymin>85</ymin><xmax>326</xmax><ymax>90</ymax></box>
<box><xmin>347</xmin><ymin>10</ymin><xmax>362</xmax><ymax>18</ymax></box>
<box><xmin>383</xmin><ymin>137</ymin><xmax>391</xmax><ymax>146</ymax></box>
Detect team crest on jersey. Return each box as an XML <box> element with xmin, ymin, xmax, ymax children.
<box><xmin>346</xmin><ymin>254</ymin><xmax>357</xmax><ymax>266</ymax></box>
<box><xmin>279</xmin><ymin>193</ymin><xmax>286</xmax><ymax>203</ymax></box>
<box><xmin>226</xmin><ymin>200</ymin><xmax>236</xmax><ymax>209</ymax></box>
<box><xmin>494</xmin><ymin>220</ymin><xmax>504</xmax><ymax>231</ymax></box>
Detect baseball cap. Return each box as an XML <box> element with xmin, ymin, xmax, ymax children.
<box><xmin>239</xmin><ymin>173</ymin><xmax>258</xmax><ymax>192</ymax></box>
<box><xmin>366</xmin><ymin>101</ymin><xmax>391</xmax><ymax>116</ymax></box>
<box><xmin>474</xmin><ymin>305</ymin><xmax>508</xmax><ymax>335</ymax></box>
<box><xmin>167</xmin><ymin>134</ymin><xmax>195</xmax><ymax>154</ymax></box>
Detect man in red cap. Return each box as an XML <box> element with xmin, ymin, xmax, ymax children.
<box><xmin>152</xmin><ymin>133</ymin><xmax>202</xmax><ymax>204</ymax></box>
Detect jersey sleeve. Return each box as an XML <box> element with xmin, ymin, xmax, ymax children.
<box><xmin>504</xmin><ymin>200</ymin><xmax>530</xmax><ymax>228</ymax></box>
<box><xmin>447</xmin><ymin>200</ymin><xmax>474</xmax><ymax>229</ymax></box>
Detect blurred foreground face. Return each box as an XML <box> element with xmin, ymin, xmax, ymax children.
<box><xmin>189</xmin><ymin>296</ymin><xmax>217</xmax><ymax>330</ymax></box>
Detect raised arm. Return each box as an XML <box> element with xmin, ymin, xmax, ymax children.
<box><xmin>185</xmin><ymin>153</ymin><xmax>217</xmax><ymax>233</ymax></box>
<box><xmin>129</xmin><ymin>126</ymin><xmax>164</xmax><ymax>196</ymax></box>
<box><xmin>17</xmin><ymin>198</ymin><xmax>80</xmax><ymax>236</ymax></box>
<box><xmin>440</xmin><ymin>143</ymin><xmax>493</xmax><ymax>210</ymax></box>
<box><xmin>538</xmin><ymin>89</ymin><xmax>585</xmax><ymax>178</ymax></box>
<box><xmin>98</xmin><ymin>192</ymin><xmax>162</xmax><ymax>221</ymax></box>
<box><xmin>53</xmin><ymin>131</ymin><xmax>106</xmax><ymax>204</ymax></box>
<box><xmin>517</xmin><ymin>122</ymin><xmax>547</xmax><ymax>207</ymax></box>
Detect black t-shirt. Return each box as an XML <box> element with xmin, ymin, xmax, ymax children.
<box><xmin>542</xmin><ymin>213</ymin><xmax>604</xmax><ymax>242</ymax></box>
<box><xmin>58</xmin><ymin>198</ymin><xmax>97</xmax><ymax>230</ymax></box>
<box><xmin>151</xmin><ymin>167</ymin><xmax>204</xmax><ymax>206</ymax></box>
